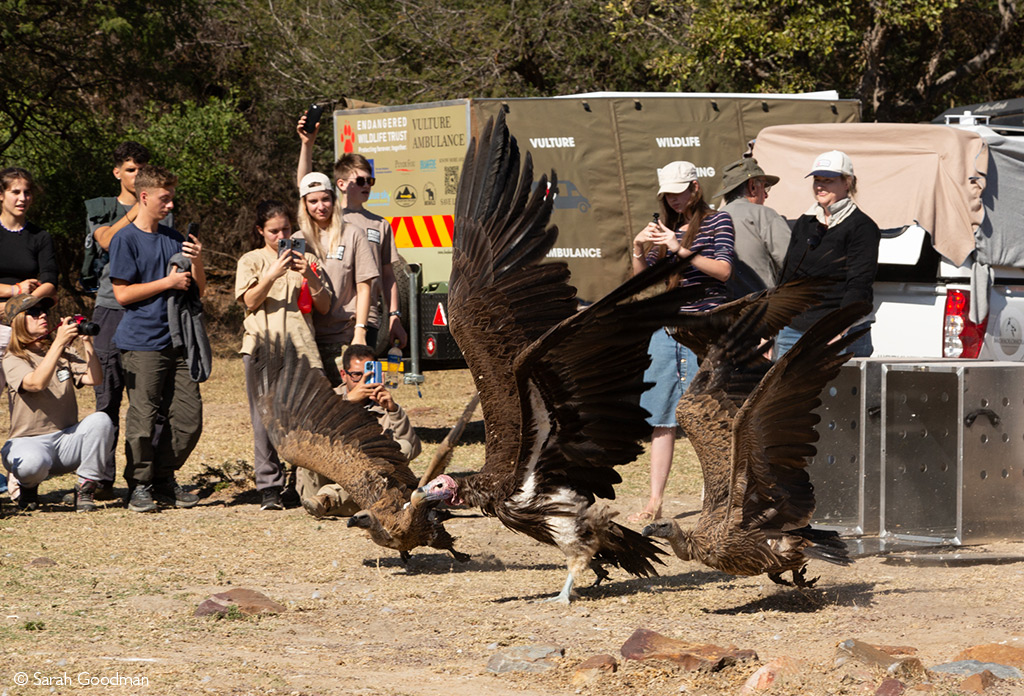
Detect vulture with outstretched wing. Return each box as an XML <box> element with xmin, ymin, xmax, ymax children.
<box><xmin>643</xmin><ymin>290</ymin><xmax>869</xmax><ymax>586</ymax></box>
<box><xmin>252</xmin><ymin>338</ymin><xmax>468</xmax><ymax>563</ymax></box>
<box><xmin>413</xmin><ymin>112</ymin><xmax>707</xmax><ymax>603</ymax></box>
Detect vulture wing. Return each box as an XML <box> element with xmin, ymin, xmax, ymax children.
<box><xmin>509</xmin><ymin>257</ymin><xmax>698</xmax><ymax>501</ymax></box>
<box><xmin>728</xmin><ymin>301</ymin><xmax>873</xmax><ymax>531</ymax></box>
<box><xmin>448</xmin><ymin>112</ymin><xmax>579</xmax><ymax>481</ymax></box>
<box><xmin>251</xmin><ymin>338</ymin><xmax>416</xmax><ymax>507</ymax></box>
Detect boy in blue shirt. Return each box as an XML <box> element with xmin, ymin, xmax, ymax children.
<box><xmin>109</xmin><ymin>164</ymin><xmax>203</xmax><ymax>512</ymax></box>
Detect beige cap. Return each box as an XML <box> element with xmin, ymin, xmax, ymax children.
<box><xmin>299</xmin><ymin>172</ymin><xmax>333</xmax><ymax>198</ymax></box>
<box><xmin>657</xmin><ymin>161</ymin><xmax>698</xmax><ymax>195</ymax></box>
<box><xmin>807</xmin><ymin>150</ymin><xmax>854</xmax><ymax>178</ymax></box>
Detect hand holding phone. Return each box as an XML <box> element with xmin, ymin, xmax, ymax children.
<box><xmin>303</xmin><ymin>104</ymin><xmax>324</xmax><ymax>134</ymax></box>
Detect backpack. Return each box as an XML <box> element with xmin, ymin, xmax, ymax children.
<box><xmin>81</xmin><ymin>197</ymin><xmax>119</xmax><ymax>294</ymax></box>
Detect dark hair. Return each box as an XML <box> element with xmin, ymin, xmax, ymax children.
<box><xmin>135</xmin><ymin>164</ymin><xmax>178</xmax><ymax>191</ymax></box>
<box><xmin>0</xmin><ymin>167</ymin><xmax>38</xmax><ymax>197</ymax></box>
<box><xmin>334</xmin><ymin>153</ymin><xmax>373</xmax><ymax>182</ymax></box>
<box><xmin>112</xmin><ymin>141</ymin><xmax>151</xmax><ymax>167</ymax></box>
<box><xmin>251</xmin><ymin>199</ymin><xmax>293</xmax><ymax>248</ymax></box>
<box><xmin>342</xmin><ymin>344</ymin><xmax>376</xmax><ymax>370</ymax></box>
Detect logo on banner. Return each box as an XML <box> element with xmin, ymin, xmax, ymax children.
<box><xmin>342</xmin><ymin>122</ymin><xmax>356</xmax><ymax>153</ymax></box>
<box><xmin>528</xmin><ymin>136</ymin><xmax>576</xmax><ymax>149</ymax></box>
<box><xmin>655</xmin><ymin>136</ymin><xmax>701</xmax><ymax>148</ymax></box>
<box><xmin>395</xmin><ymin>185</ymin><xmax>418</xmax><ymax>207</ymax></box>
<box><xmin>424</xmin><ymin>183</ymin><xmax>436</xmax><ymax>205</ymax></box>
<box><xmin>432</xmin><ymin>303</ymin><xmax>448</xmax><ymax>326</ymax></box>
<box><xmin>531</xmin><ymin>181</ymin><xmax>590</xmax><ymax>213</ymax></box>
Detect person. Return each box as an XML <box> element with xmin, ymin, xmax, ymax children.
<box><xmin>84</xmin><ymin>142</ymin><xmax>166</xmax><ymax>492</ymax></box>
<box><xmin>0</xmin><ymin>166</ymin><xmax>58</xmax><ymax>499</ymax></box>
<box><xmin>776</xmin><ymin>150</ymin><xmax>880</xmax><ymax>358</ymax></box>
<box><xmin>714</xmin><ymin>157</ymin><xmax>791</xmax><ymax>299</ymax></box>
<box><xmin>296</xmin><ymin>113</ymin><xmax>407</xmax><ymax>350</ymax></box>
<box><xmin>235</xmin><ymin>199</ymin><xmax>331</xmax><ymax>510</ymax></box>
<box><xmin>297</xmin><ymin>343</ymin><xmax>421</xmax><ymax>519</ymax></box>
<box><xmin>108</xmin><ymin>164</ymin><xmax>204</xmax><ymax>513</ymax></box>
<box><xmin>627</xmin><ymin>161</ymin><xmax>734</xmax><ymax>523</ymax></box>
<box><xmin>1</xmin><ymin>295</ymin><xmax>115</xmax><ymax>512</ymax></box>
<box><xmin>293</xmin><ymin>171</ymin><xmax>378</xmax><ymax>386</ymax></box>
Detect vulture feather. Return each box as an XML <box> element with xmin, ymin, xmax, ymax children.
<box><xmin>251</xmin><ymin>338</ymin><xmax>468</xmax><ymax>563</ymax></box>
<box><xmin>414</xmin><ymin>111</ymin><xmax>707</xmax><ymax>603</ymax></box>
<box><xmin>644</xmin><ymin>288</ymin><xmax>870</xmax><ymax>587</ymax></box>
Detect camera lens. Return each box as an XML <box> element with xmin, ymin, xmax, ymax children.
<box><xmin>78</xmin><ymin>320</ymin><xmax>101</xmax><ymax>336</ymax></box>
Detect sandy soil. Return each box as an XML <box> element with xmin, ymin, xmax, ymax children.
<box><xmin>2</xmin><ymin>364</ymin><xmax>1023</xmax><ymax>695</ymax></box>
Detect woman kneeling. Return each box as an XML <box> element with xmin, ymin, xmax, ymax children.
<box><xmin>1</xmin><ymin>295</ymin><xmax>114</xmax><ymax>511</ymax></box>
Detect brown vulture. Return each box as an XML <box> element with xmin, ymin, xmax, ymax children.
<box><xmin>643</xmin><ymin>285</ymin><xmax>869</xmax><ymax>587</ymax></box>
<box><xmin>412</xmin><ymin>111</ymin><xmax>707</xmax><ymax>603</ymax></box>
<box><xmin>251</xmin><ymin>338</ymin><xmax>468</xmax><ymax>563</ymax></box>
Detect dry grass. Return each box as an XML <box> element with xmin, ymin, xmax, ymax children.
<box><xmin>2</xmin><ymin>353</ymin><xmax>1021</xmax><ymax>695</ymax></box>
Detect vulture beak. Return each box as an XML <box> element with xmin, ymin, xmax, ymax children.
<box><xmin>410</xmin><ymin>487</ymin><xmax>428</xmax><ymax>506</ymax></box>
<box><xmin>347</xmin><ymin>510</ymin><xmax>373</xmax><ymax>528</ymax></box>
<box><xmin>641</xmin><ymin>520</ymin><xmax>672</xmax><ymax>538</ymax></box>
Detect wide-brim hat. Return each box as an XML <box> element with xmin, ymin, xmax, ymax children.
<box><xmin>806</xmin><ymin>150</ymin><xmax>854</xmax><ymax>178</ymax></box>
<box><xmin>299</xmin><ymin>172</ymin><xmax>333</xmax><ymax>198</ymax></box>
<box><xmin>3</xmin><ymin>294</ymin><xmax>54</xmax><ymax>326</ymax></box>
<box><xmin>657</xmin><ymin>161</ymin><xmax>699</xmax><ymax>195</ymax></box>
<box><xmin>713</xmin><ymin>157</ymin><xmax>780</xmax><ymax>199</ymax></box>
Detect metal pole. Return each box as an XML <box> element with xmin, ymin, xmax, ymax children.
<box><xmin>405</xmin><ymin>263</ymin><xmax>425</xmax><ymax>385</ymax></box>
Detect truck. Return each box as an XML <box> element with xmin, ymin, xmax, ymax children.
<box><xmin>332</xmin><ymin>92</ymin><xmax>860</xmax><ymax>376</ymax></box>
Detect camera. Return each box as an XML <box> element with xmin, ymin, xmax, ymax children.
<box><xmin>277</xmin><ymin>237</ymin><xmax>306</xmax><ymax>258</ymax></box>
<box><xmin>71</xmin><ymin>314</ymin><xmax>101</xmax><ymax>336</ymax></box>
<box><xmin>364</xmin><ymin>361</ymin><xmax>382</xmax><ymax>385</ymax></box>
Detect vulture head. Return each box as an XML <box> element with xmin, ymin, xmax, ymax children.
<box><xmin>412</xmin><ymin>474</ymin><xmax>462</xmax><ymax>506</ymax></box>
<box><xmin>642</xmin><ymin>519</ymin><xmax>693</xmax><ymax>561</ymax></box>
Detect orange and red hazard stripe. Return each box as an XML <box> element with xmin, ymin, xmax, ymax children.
<box><xmin>390</xmin><ymin>215</ymin><xmax>454</xmax><ymax>248</ymax></box>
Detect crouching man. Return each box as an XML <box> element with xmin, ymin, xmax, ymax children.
<box><xmin>297</xmin><ymin>344</ymin><xmax>420</xmax><ymax>517</ymax></box>
<box><xmin>1</xmin><ymin>296</ymin><xmax>115</xmax><ymax>511</ymax></box>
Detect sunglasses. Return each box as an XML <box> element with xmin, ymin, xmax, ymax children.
<box><xmin>25</xmin><ymin>307</ymin><xmax>47</xmax><ymax>318</ymax></box>
<box><xmin>350</xmin><ymin>176</ymin><xmax>375</xmax><ymax>187</ymax></box>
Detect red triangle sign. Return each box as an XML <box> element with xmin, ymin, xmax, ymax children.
<box><xmin>432</xmin><ymin>303</ymin><xmax>448</xmax><ymax>326</ymax></box>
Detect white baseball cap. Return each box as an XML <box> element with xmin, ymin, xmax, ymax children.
<box><xmin>299</xmin><ymin>172</ymin><xmax>332</xmax><ymax>198</ymax></box>
<box><xmin>807</xmin><ymin>150</ymin><xmax>854</xmax><ymax>178</ymax></box>
<box><xmin>657</xmin><ymin>161</ymin><xmax>699</xmax><ymax>194</ymax></box>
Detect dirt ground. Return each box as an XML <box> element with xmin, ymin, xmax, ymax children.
<box><xmin>2</xmin><ymin>360</ymin><xmax>1024</xmax><ymax>696</ymax></box>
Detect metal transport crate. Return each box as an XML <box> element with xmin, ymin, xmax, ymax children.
<box><xmin>880</xmin><ymin>361</ymin><xmax>1024</xmax><ymax>545</ymax></box>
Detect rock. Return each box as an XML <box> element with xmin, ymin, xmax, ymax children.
<box><xmin>621</xmin><ymin>628</ymin><xmax>757</xmax><ymax>672</ymax></box>
<box><xmin>906</xmin><ymin>685</ymin><xmax>937</xmax><ymax>693</ymax></box>
<box><xmin>960</xmin><ymin>669</ymin><xmax>1000</xmax><ymax>694</ymax></box>
<box><xmin>875</xmin><ymin>645</ymin><xmax>919</xmax><ymax>657</ymax></box>
<box><xmin>194</xmin><ymin>588</ymin><xmax>286</xmax><ymax>617</ymax></box>
<box><xmin>571</xmin><ymin>654</ymin><xmax>617</xmax><ymax>686</ymax></box>
<box><xmin>739</xmin><ymin>657</ymin><xmax>804</xmax><ymax>693</ymax></box>
<box><xmin>954</xmin><ymin>644</ymin><xmax>1024</xmax><ymax>667</ymax></box>
<box><xmin>930</xmin><ymin>660</ymin><xmax>1023</xmax><ymax>680</ymax></box>
<box><xmin>486</xmin><ymin>644</ymin><xmax>563</xmax><ymax>673</ymax></box>
<box><xmin>29</xmin><ymin>557</ymin><xmax>56</xmax><ymax>567</ymax></box>
<box><xmin>835</xmin><ymin>639</ymin><xmax>926</xmax><ymax>679</ymax></box>
<box><xmin>875</xmin><ymin>678</ymin><xmax>905</xmax><ymax>696</ymax></box>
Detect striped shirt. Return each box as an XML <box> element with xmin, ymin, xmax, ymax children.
<box><xmin>646</xmin><ymin>210</ymin><xmax>735</xmax><ymax>311</ymax></box>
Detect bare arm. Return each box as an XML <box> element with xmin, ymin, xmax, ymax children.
<box><xmin>112</xmin><ymin>273</ymin><xmax>185</xmax><ymax>306</ymax></box>
<box><xmin>78</xmin><ymin>336</ymin><xmax>102</xmax><ymax>386</ymax></box>
<box><xmin>20</xmin><ymin>320</ymin><xmax>80</xmax><ymax>392</ymax></box>
<box><xmin>353</xmin><ymin>281</ymin><xmax>371</xmax><ymax>346</ymax></box>
<box><xmin>296</xmin><ymin>113</ymin><xmax>320</xmax><ymax>188</ymax></box>
<box><xmin>94</xmin><ymin>204</ymin><xmax>139</xmax><ymax>250</ymax></box>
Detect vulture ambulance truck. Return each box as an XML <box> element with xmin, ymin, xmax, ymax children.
<box><xmin>332</xmin><ymin>92</ymin><xmax>860</xmax><ymax>379</ymax></box>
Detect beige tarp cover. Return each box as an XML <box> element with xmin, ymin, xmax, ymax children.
<box><xmin>753</xmin><ymin>123</ymin><xmax>987</xmax><ymax>266</ymax></box>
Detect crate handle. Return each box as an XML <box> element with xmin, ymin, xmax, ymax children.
<box><xmin>964</xmin><ymin>408</ymin><xmax>1000</xmax><ymax>428</ymax></box>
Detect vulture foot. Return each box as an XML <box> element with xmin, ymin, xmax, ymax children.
<box><xmin>449</xmin><ymin>549</ymin><xmax>471</xmax><ymax>563</ymax></box>
<box><xmin>400</xmin><ymin>550</ymin><xmax>411</xmax><ymax>564</ymax></box>
<box><xmin>791</xmin><ymin>566</ymin><xmax>820</xmax><ymax>588</ymax></box>
<box><xmin>767</xmin><ymin>572</ymin><xmax>792</xmax><ymax>587</ymax></box>
<box><xmin>538</xmin><ymin>572</ymin><xmax>575</xmax><ymax>604</ymax></box>
<box><xmin>589</xmin><ymin>562</ymin><xmax>610</xmax><ymax>588</ymax></box>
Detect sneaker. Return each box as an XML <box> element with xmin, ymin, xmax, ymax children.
<box><xmin>260</xmin><ymin>486</ymin><xmax>283</xmax><ymax>511</ymax></box>
<box><xmin>17</xmin><ymin>485</ymin><xmax>38</xmax><ymax>511</ymax></box>
<box><xmin>281</xmin><ymin>485</ymin><xmax>301</xmax><ymax>509</ymax></box>
<box><xmin>128</xmin><ymin>484</ymin><xmax>158</xmax><ymax>513</ymax></box>
<box><xmin>75</xmin><ymin>480</ymin><xmax>98</xmax><ymax>513</ymax></box>
<box><xmin>302</xmin><ymin>493</ymin><xmax>331</xmax><ymax>519</ymax></box>
<box><xmin>152</xmin><ymin>479</ymin><xmax>199</xmax><ymax>509</ymax></box>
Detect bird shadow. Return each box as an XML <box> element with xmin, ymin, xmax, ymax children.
<box><xmin>414</xmin><ymin>420</ymin><xmax>486</xmax><ymax>445</ymax></box>
<box><xmin>360</xmin><ymin>553</ymin><xmax>562</xmax><ymax>576</ymax></box>
<box><xmin>703</xmin><ymin>580</ymin><xmax>878</xmax><ymax>614</ymax></box>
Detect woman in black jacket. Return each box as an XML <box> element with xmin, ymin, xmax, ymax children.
<box><xmin>776</xmin><ymin>150</ymin><xmax>879</xmax><ymax>358</ymax></box>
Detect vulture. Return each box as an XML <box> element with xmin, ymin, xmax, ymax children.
<box><xmin>643</xmin><ymin>287</ymin><xmax>870</xmax><ymax>587</ymax></box>
<box><xmin>412</xmin><ymin>111</ymin><xmax>704</xmax><ymax>603</ymax></box>
<box><xmin>251</xmin><ymin>338</ymin><xmax>468</xmax><ymax>563</ymax></box>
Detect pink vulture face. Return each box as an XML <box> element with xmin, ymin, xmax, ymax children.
<box><xmin>412</xmin><ymin>474</ymin><xmax>460</xmax><ymax>505</ymax></box>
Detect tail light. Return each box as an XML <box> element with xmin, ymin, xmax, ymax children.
<box><xmin>943</xmin><ymin>289</ymin><xmax>988</xmax><ymax>358</ymax></box>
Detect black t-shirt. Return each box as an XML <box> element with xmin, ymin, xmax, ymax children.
<box><xmin>0</xmin><ymin>221</ymin><xmax>59</xmax><ymax>286</ymax></box>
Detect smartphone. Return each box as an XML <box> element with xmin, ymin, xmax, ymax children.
<box><xmin>364</xmin><ymin>361</ymin><xmax>382</xmax><ymax>385</ymax></box>
<box><xmin>303</xmin><ymin>104</ymin><xmax>324</xmax><ymax>134</ymax></box>
<box><xmin>278</xmin><ymin>237</ymin><xmax>306</xmax><ymax>258</ymax></box>
<box><xmin>186</xmin><ymin>222</ymin><xmax>200</xmax><ymax>239</ymax></box>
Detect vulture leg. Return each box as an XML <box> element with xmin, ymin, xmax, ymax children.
<box><xmin>400</xmin><ymin>550</ymin><xmax>411</xmax><ymax>564</ymax></box>
<box><xmin>542</xmin><ymin>572</ymin><xmax>575</xmax><ymax>605</ymax></box>
<box><xmin>449</xmin><ymin>549</ymin><xmax>471</xmax><ymax>563</ymax></box>
<box><xmin>792</xmin><ymin>566</ymin><xmax>820</xmax><ymax>588</ymax></box>
<box><xmin>767</xmin><ymin>572</ymin><xmax>792</xmax><ymax>587</ymax></box>
<box><xmin>588</xmin><ymin>560</ymin><xmax>610</xmax><ymax>588</ymax></box>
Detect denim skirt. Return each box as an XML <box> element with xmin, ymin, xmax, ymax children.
<box><xmin>639</xmin><ymin>328</ymin><xmax>696</xmax><ymax>428</ymax></box>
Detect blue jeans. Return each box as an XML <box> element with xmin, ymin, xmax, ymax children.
<box><xmin>640</xmin><ymin>328</ymin><xmax>696</xmax><ymax>427</ymax></box>
<box><xmin>775</xmin><ymin>324</ymin><xmax>874</xmax><ymax>359</ymax></box>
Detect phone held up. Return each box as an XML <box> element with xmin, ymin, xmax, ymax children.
<box><xmin>303</xmin><ymin>104</ymin><xmax>324</xmax><ymax>134</ymax></box>
<box><xmin>187</xmin><ymin>221</ymin><xmax>200</xmax><ymax>239</ymax></box>
<box><xmin>278</xmin><ymin>237</ymin><xmax>306</xmax><ymax>259</ymax></box>
<box><xmin>364</xmin><ymin>360</ymin><xmax>383</xmax><ymax>385</ymax></box>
